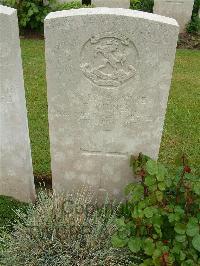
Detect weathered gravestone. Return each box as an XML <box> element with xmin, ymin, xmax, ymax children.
<box><xmin>153</xmin><ymin>0</ymin><xmax>195</xmax><ymax>33</ymax></box>
<box><xmin>0</xmin><ymin>5</ymin><xmax>35</xmax><ymax>202</ymax></box>
<box><xmin>45</xmin><ymin>8</ymin><xmax>179</xmax><ymax>199</ymax></box>
<box><xmin>92</xmin><ymin>0</ymin><xmax>130</xmax><ymax>8</ymax></box>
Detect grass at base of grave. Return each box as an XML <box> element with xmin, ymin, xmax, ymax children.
<box><xmin>21</xmin><ymin>39</ymin><xmax>51</xmax><ymax>177</ymax></box>
<box><xmin>0</xmin><ymin>196</ymin><xmax>29</xmax><ymax>233</ymax></box>
<box><xmin>20</xmin><ymin>39</ymin><xmax>200</xmax><ymax>176</ymax></box>
<box><xmin>159</xmin><ymin>49</ymin><xmax>200</xmax><ymax>173</ymax></box>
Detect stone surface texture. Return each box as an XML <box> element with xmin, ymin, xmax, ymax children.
<box><xmin>92</xmin><ymin>0</ymin><xmax>130</xmax><ymax>8</ymax></box>
<box><xmin>153</xmin><ymin>0</ymin><xmax>194</xmax><ymax>33</ymax></box>
<box><xmin>45</xmin><ymin>8</ymin><xmax>179</xmax><ymax>199</ymax></box>
<box><xmin>57</xmin><ymin>0</ymin><xmax>79</xmax><ymax>3</ymax></box>
<box><xmin>0</xmin><ymin>5</ymin><xmax>35</xmax><ymax>202</ymax></box>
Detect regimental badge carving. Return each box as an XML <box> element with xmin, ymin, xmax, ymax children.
<box><xmin>80</xmin><ymin>32</ymin><xmax>138</xmax><ymax>87</ymax></box>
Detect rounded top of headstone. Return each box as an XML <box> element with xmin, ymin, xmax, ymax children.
<box><xmin>45</xmin><ymin>7</ymin><xmax>179</xmax><ymax>28</ymax></box>
<box><xmin>0</xmin><ymin>4</ymin><xmax>16</xmax><ymax>15</ymax></box>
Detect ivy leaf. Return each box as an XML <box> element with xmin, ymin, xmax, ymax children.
<box><xmin>186</xmin><ymin>219</ymin><xmax>199</xmax><ymax>237</ymax></box>
<box><xmin>165</xmin><ymin>177</ymin><xmax>172</xmax><ymax>187</ymax></box>
<box><xmin>152</xmin><ymin>215</ymin><xmax>162</xmax><ymax>226</ymax></box>
<box><xmin>124</xmin><ymin>183</ymin><xmax>135</xmax><ymax>196</ymax></box>
<box><xmin>115</xmin><ymin>218</ymin><xmax>126</xmax><ymax>230</ymax></box>
<box><xmin>146</xmin><ymin>160</ymin><xmax>158</xmax><ymax>175</ymax></box>
<box><xmin>192</xmin><ymin>234</ymin><xmax>200</xmax><ymax>252</ymax></box>
<box><xmin>168</xmin><ymin>213</ymin><xmax>176</xmax><ymax>223</ymax></box>
<box><xmin>138</xmin><ymin>201</ymin><xmax>146</xmax><ymax>209</ymax></box>
<box><xmin>153</xmin><ymin>248</ymin><xmax>162</xmax><ymax>258</ymax></box>
<box><xmin>180</xmin><ymin>250</ymin><xmax>186</xmax><ymax>261</ymax></box>
<box><xmin>144</xmin><ymin>175</ymin><xmax>156</xmax><ymax>186</ymax></box>
<box><xmin>131</xmin><ymin>184</ymin><xmax>144</xmax><ymax>202</ymax></box>
<box><xmin>118</xmin><ymin>229</ymin><xmax>130</xmax><ymax>239</ymax></box>
<box><xmin>132</xmin><ymin>206</ymin><xmax>144</xmax><ymax>219</ymax></box>
<box><xmin>157</xmin><ymin>164</ymin><xmax>167</xmax><ymax>181</ymax></box>
<box><xmin>158</xmin><ymin>182</ymin><xmax>166</xmax><ymax>191</ymax></box>
<box><xmin>140</xmin><ymin>259</ymin><xmax>153</xmax><ymax>266</ymax></box>
<box><xmin>148</xmin><ymin>184</ymin><xmax>157</xmax><ymax>193</ymax></box>
<box><xmin>128</xmin><ymin>237</ymin><xmax>142</xmax><ymax>253</ymax></box>
<box><xmin>174</xmin><ymin>223</ymin><xmax>186</xmax><ymax>235</ymax></box>
<box><xmin>156</xmin><ymin>191</ymin><xmax>163</xmax><ymax>202</ymax></box>
<box><xmin>144</xmin><ymin>238</ymin><xmax>155</xmax><ymax>255</ymax></box>
<box><xmin>174</xmin><ymin>206</ymin><xmax>184</xmax><ymax>216</ymax></box>
<box><xmin>154</xmin><ymin>224</ymin><xmax>162</xmax><ymax>237</ymax></box>
<box><xmin>28</xmin><ymin>9</ymin><xmax>34</xmax><ymax>17</ymax></box>
<box><xmin>183</xmin><ymin>260</ymin><xmax>195</xmax><ymax>266</ymax></box>
<box><xmin>111</xmin><ymin>233</ymin><xmax>128</xmax><ymax>248</ymax></box>
<box><xmin>193</xmin><ymin>183</ymin><xmax>200</xmax><ymax>196</ymax></box>
<box><xmin>172</xmin><ymin>243</ymin><xmax>181</xmax><ymax>254</ymax></box>
<box><xmin>144</xmin><ymin>207</ymin><xmax>153</xmax><ymax>218</ymax></box>
<box><xmin>175</xmin><ymin>234</ymin><xmax>186</xmax><ymax>243</ymax></box>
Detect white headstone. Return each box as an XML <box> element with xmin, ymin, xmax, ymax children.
<box><xmin>45</xmin><ymin>8</ymin><xmax>179</xmax><ymax>199</ymax></box>
<box><xmin>153</xmin><ymin>0</ymin><xmax>195</xmax><ymax>33</ymax></box>
<box><xmin>0</xmin><ymin>5</ymin><xmax>35</xmax><ymax>202</ymax></box>
<box><xmin>92</xmin><ymin>0</ymin><xmax>130</xmax><ymax>8</ymax></box>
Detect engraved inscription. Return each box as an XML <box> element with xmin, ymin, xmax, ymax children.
<box><xmin>50</xmin><ymin>95</ymin><xmax>154</xmax><ymax>130</ymax></box>
<box><xmin>80</xmin><ymin>32</ymin><xmax>138</xmax><ymax>87</ymax></box>
<box><xmin>80</xmin><ymin>148</ymin><xmax>128</xmax><ymax>158</ymax></box>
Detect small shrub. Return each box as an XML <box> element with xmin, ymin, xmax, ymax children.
<box><xmin>0</xmin><ymin>0</ymin><xmax>84</xmax><ymax>31</ymax></box>
<box><xmin>51</xmin><ymin>0</ymin><xmax>84</xmax><ymax>12</ymax></box>
<box><xmin>1</xmin><ymin>0</ymin><xmax>54</xmax><ymax>31</ymax></box>
<box><xmin>187</xmin><ymin>0</ymin><xmax>200</xmax><ymax>34</ymax></box>
<box><xmin>1</xmin><ymin>189</ymin><xmax>139</xmax><ymax>265</ymax></box>
<box><xmin>112</xmin><ymin>154</ymin><xmax>200</xmax><ymax>266</ymax></box>
<box><xmin>130</xmin><ymin>0</ymin><xmax>154</xmax><ymax>13</ymax></box>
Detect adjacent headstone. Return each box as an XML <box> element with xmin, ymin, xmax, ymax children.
<box><xmin>45</xmin><ymin>8</ymin><xmax>179</xmax><ymax>199</ymax></box>
<box><xmin>92</xmin><ymin>0</ymin><xmax>130</xmax><ymax>8</ymax></box>
<box><xmin>153</xmin><ymin>0</ymin><xmax>195</xmax><ymax>33</ymax></box>
<box><xmin>0</xmin><ymin>5</ymin><xmax>35</xmax><ymax>202</ymax></box>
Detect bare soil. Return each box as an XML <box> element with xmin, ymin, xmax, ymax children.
<box><xmin>177</xmin><ymin>33</ymin><xmax>200</xmax><ymax>50</ymax></box>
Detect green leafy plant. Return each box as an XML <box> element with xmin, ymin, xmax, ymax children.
<box><xmin>112</xmin><ymin>153</ymin><xmax>200</xmax><ymax>265</ymax></box>
<box><xmin>0</xmin><ymin>0</ymin><xmax>84</xmax><ymax>31</ymax></box>
<box><xmin>1</xmin><ymin>0</ymin><xmax>54</xmax><ymax>31</ymax></box>
<box><xmin>130</xmin><ymin>0</ymin><xmax>154</xmax><ymax>13</ymax></box>
<box><xmin>1</xmin><ymin>189</ymin><xmax>139</xmax><ymax>265</ymax></box>
<box><xmin>187</xmin><ymin>0</ymin><xmax>200</xmax><ymax>34</ymax></box>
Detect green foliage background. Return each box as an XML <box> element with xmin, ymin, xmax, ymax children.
<box><xmin>1</xmin><ymin>0</ymin><xmax>199</xmax><ymax>33</ymax></box>
<box><xmin>130</xmin><ymin>0</ymin><xmax>154</xmax><ymax>12</ymax></box>
<box><xmin>187</xmin><ymin>0</ymin><xmax>200</xmax><ymax>34</ymax></box>
<box><xmin>0</xmin><ymin>0</ymin><xmax>84</xmax><ymax>31</ymax></box>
